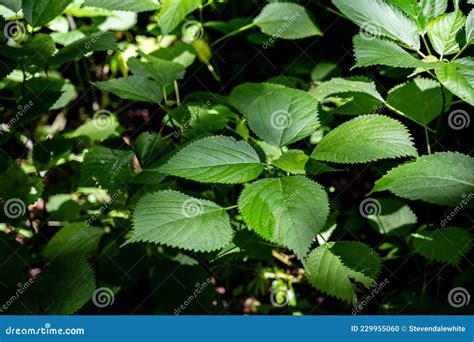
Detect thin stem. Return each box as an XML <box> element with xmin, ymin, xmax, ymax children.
<box><xmin>211</xmin><ymin>23</ymin><xmax>255</xmax><ymax>47</ymax></box>
<box><xmin>162</xmin><ymin>86</ymin><xmax>168</xmax><ymax>107</ymax></box>
<box><xmin>223</xmin><ymin>205</ymin><xmax>238</xmax><ymax>211</ymax></box>
<box><xmin>314</xmin><ymin>2</ymin><xmax>347</xmax><ymax>19</ymax></box>
<box><xmin>385</xmin><ymin>102</ymin><xmax>436</xmax><ymax>133</ymax></box>
<box><xmin>451</xmin><ymin>45</ymin><xmax>467</xmax><ymax>61</ymax></box>
<box><xmin>174</xmin><ymin>81</ymin><xmax>181</xmax><ymax>106</ymax></box>
<box><xmin>424</xmin><ymin>127</ymin><xmax>431</xmax><ymax>155</ymax></box>
<box><xmin>421</xmin><ymin>34</ymin><xmax>432</xmax><ymax>55</ymax></box>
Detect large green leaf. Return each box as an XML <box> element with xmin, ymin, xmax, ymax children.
<box><xmin>94</xmin><ymin>76</ymin><xmax>164</xmax><ymax>104</ymax></box>
<box><xmin>467</xmin><ymin>9</ymin><xmax>474</xmax><ymax>44</ymax></box>
<box><xmin>435</xmin><ymin>57</ymin><xmax>474</xmax><ymax>105</ymax></box>
<box><xmin>306</xmin><ymin>241</ymin><xmax>381</xmax><ymax>302</ymax></box>
<box><xmin>353</xmin><ymin>35</ymin><xmax>434</xmax><ymax>69</ymax></box>
<box><xmin>127</xmin><ymin>56</ymin><xmax>185</xmax><ymax>85</ymax></box>
<box><xmin>156</xmin><ymin>0</ymin><xmax>201</xmax><ymax>34</ymax></box>
<box><xmin>42</xmin><ymin>222</ymin><xmax>104</xmax><ymax>259</ymax></box>
<box><xmin>158</xmin><ymin>136</ymin><xmax>263</xmax><ymax>184</ymax></box>
<box><xmin>311</xmin><ymin>115</ymin><xmax>417</xmax><ymax>164</ymax></box>
<box><xmin>128</xmin><ymin>190</ymin><xmax>233</xmax><ymax>252</ymax></box>
<box><xmin>427</xmin><ymin>11</ymin><xmax>466</xmax><ymax>56</ymax></box>
<box><xmin>310</xmin><ymin>77</ymin><xmax>384</xmax><ymax>102</ymax></box>
<box><xmin>22</xmin><ymin>0</ymin><xmax>72</xmax><ymax>27</ymax></box>
<box><xmin>83</xmin><ymin>0</ymin><xmax>160</xmax><ymax>12</ymax></box>
<box><xmin>50</xmin><ymin>31</ymin><xmax>118</xmax><ymax>65</ymax></box>
<box><xmin>412</xmin><ymin>227</ymin><xmax>472</xmax><ymax>265</ymax></box>
<box><xmin>1</xmin><ymin>0</ymin><xmax>22</xmax><ymax>12</ymax></box>
<box><xmin>238</xmin><ymin>176</ymin><xmax>329</xmax><ymax>258</ymax></box>
<box><xmin>389</xmin><ymin>0</ymin><xmax>448</xmax><ymax>32</ymax></box>
<box><xmin>371</xmin><ymin>152</ymin><xmax>474</xmax><ymax>206</ymax></box>
<box><xmin>229</xmin><ymin>83</ymin><xmax>320</xmax><ymax>147</ymax></box>
<box><xmin>253</xmin><ymin>3</ymin><xmax>322</xmax><ymax>39</ymax></box>
<box><xmin>387</xmin><ymin>77</ymin><xmax>443</xmax><ymax>125</ymax></box>
<box><xmin>333</xmin><ymin>0</ymin><xmax>419</xmax><ymax>48</ymax></box>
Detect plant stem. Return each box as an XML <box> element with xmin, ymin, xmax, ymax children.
<box><xmin>174</xmin><ymin>81</ymin><xmax>181</xmax><ymax>106</ymax></box>
<box><xmin>385</xmin><ymin>102</ymin><xmax>436</xmax><ymax>133</ymax></box>
<box><xmin>421</xmin><ymin>34</ymin><xmax>432</xmax><ymax>55</ymax></box>
<box><xmin>451</xmin><ymin>45</ymin><xmax>467</xmax><ymax>61</ymax></box>
<box><xmin>314</xmin><ymin>2</ymin><xmax>347</xmax><ymax>19</ymax></box>
<box><xmin>223</xmin><ymin>205</ymin><xmax>238</xmax><ymax>211</ymax></box>
<box><xmin>424</xmin><ymin>127</ymin><xmax>431</xmax><ymax>155</ymax></box>
<box><xmin>211</xmin><ymin>23</ymin><xmax>255</xmax><ymax>47</ymax></box>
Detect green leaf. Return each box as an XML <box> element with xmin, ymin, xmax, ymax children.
<box><xmin>238</xmin><ymin>176</ymin><xmax>329</xmax><ymax>258</ymax></box>
<box><xmin>253</xmin><ymin>3</ymin><xmax>322</xmax><ymax>39</ymax></box>
<box><xmin>311</xmin><ymin>115</ymin><xmax>417</xmax><ymax>164</ymax></box>
<box><xmin>435</xmin><ymin>57</ymin><xmax>474</xmax><ymax>105</ymax></box>
<box><xmin>427</xmin><ymin>11</ymin><xmax>466</xmax><ymax>56</ymax></box>
<box><xmin>156</xmin><ymin>0</ymin><xmax>201</xmax><ymax>34</ymax></box>
<box><xmin>272</xmin><ymin>149</ymin><xmax>309</xmax><ymax>174</ymax></box>
<box><xmin>135</xmin><ymin>132</ymin><xmax>172</xmax><ymax>168</ymax></box>
<box><xmin>83</xmin><ymin>0</ymin><xmax>160</xmax><ymax>12</ymax></box>
<box><xmin>158</xmin><ymin>136</ymin><xmax>263</xmax><ymax>184</ymax></box>
<box><xmin>42</xmin><ymin>222</ymin><xmax>104</xmax><ymax>259</ymax></box>
<box><xmin>80</xmin><ymin>145</ymin><xmax>134</xmax><ymax>192</ymax></box>
<box><xmin>127</xmin><ymin>56</ymin><xmax>185</xmax><ymax>85</ymax></box>
<box><xmin>50</xmin><ymin>31</ymin><xmax>118</xmax><ymax>65</ymax></box>
<box><xmin>353</xmin><ymin>35</ymin><xmax>433</xmax><ymax>69</ymax></box>
<box><xmin>22</xmin><ymin>0</ymin><xmax>72</xmax><ymax>27</ymax></box>
<box><xmin>389</xmin><ymin>0</ymin><xmax>448</xmax><ymax>32</ymax></box>
<box><xmin>229</xmin><ymin>83</ymin><xmax>320</xmax><ymax>147</ymax></box>
<box><xmin>94</xmin><ymin>76</ymin><xmax>164</xmax><ymax>103</ymax></box>
<box><xmin>333</xmin><ymin>0</ymin><xmax>419</xmax><ymax>48</ymax></box>
<box><xmin>310</xmin><ymin>77</ymin><xmax>384</xmax><ymax>102</ymax></box>
<box><xmin>128</xmin><ymin>190</ymin><xmax>233</xmax><ymax>252</ymax></box>
<box><xmin>365</xmin><ymin>199</ymin><xmax>417</xmax><ymax>234</ymax></box>
<box><xmin>69</xmin><ymin>114</ymin><xmax>122</xmax><ymax>142</ymax></box>
<box><xmin>306</xmin><ymin>241</ymin><xmax>381</xmax><ymax>302</ymax></box>
<box><xmin>1</xmin><ymin>0</ymin><xmax>22</xmax><ymax>12</ymax></box>
<box><xmin>371</xmin><ymin>152</ymin><xmax>474</xmax><ymax>206</ymax></box>
<box><xmin>467</xmin><ymin>9</ymin><xmax>474</xmax><ymax>44</ymax></box>
<box><xmin>34</xmin><ymin>257</ymin><xmax>95</xmax><ymax>315</ymax></box>
<box><xmin>387</xmin><ymin>77</ymin><xmax>443</xmax><ymax>125</ymax></box>
<box><xmin>412</xmin><ymin>227</ymin><xmax>472</xmax><ymax>265</ymax></box>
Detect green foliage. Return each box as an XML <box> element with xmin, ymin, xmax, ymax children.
<box><xmin>23</xmin><ymin>0</ymin><xmax>72</xmax><ymax>27</ymax></box>
<box><xmin>83</xmin><ymin>0</ymin><xmax>160</xmax><ymax>12</ymax></box>
<box><xmin>157</xmin><ymin>0</ymin><xmax>202</xmax><ymax>34</ymax></box>
<box><xmin>427</xmin><ymin>11</ymin><xmax>466</xmax><ymax>56</ymax></box>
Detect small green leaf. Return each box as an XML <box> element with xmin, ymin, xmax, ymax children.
<box><xmin>128</xmin><ymin>190</ymin><xmax>233</xmax><ymax>252</ymax></box>
<box><xmin>306</xmin><ymin>241</ymin><xmax>381</xmax><ymax>302</ymax></box>
<box><xmin>229</xmin><ymin>83</ymin><xmax>320</xmax><ymax>147</ymax></box>
<box><xmin>272</xmin><ymin>149</ymin><xmax>309</xmax><ymax>174</ymax></box>
<box><xmin>23</xmin><ymin>0</ymin><xmax>72</xmax><ymax>27</ymax></box>
<box><xmin>253</xmin><ymin>3</ymin><xmax>322</xmax><ymax>39</ymax></box>
<box><xmin>435</xmin><ymin>57</ymin><xmax>474</xmax><ymax>105</ymax></box>
<box><xmin>42</xmin><ymin>222</ymin><xmax>104</xmax><ymax>259</ymax></box>
<box><xmin>333</xmin><ymin>0</ymin><xmax>419</xmax><ymax>48</ymax></box>
<box><xmin>311</xmin><ymin>115</ymin><xmax>417</xmax><ymax>164</ymax></box>
<box><xmin>427</xmin><ymin>11</ymin><xmax>466</xmax><ymax>56</ymax></box>
<box><xmin>83</xmin><ymin>0</ymin><xmax>160</xmax><ymax>12</ymax></box>
<box><xmin>127</xmin><ymin>56</ymin><xmax>185</xmax><ymax>85</ymax></box>
<box><xmin>412</xmin><ymin>227</ymin><xmax>472</xmax><ymax>265</ymax></box>
<box><xmin>387</xmin><ymin>77</ymin><xmax>443</xmax><ymax>125</ymax></box>
<box><xmin>238</xmin><ymin>176</ymin><xmax>329</xmax><ymax>258</ymax></box>
<box><xmin>94</xmin><ymin>76</ymin><xmax>164</xmax><ymax>103</ymax></box>
<box><xmin>365</xmin><ymin>199</ymin><xmax>417</xmax><ymax>234</ymax></box>
<box><xmin>158</xmin><ymin>136</ymin><xmax>263</xmax><ymax>184</ymax></box>
<box><xmin>1</xmin><ymin>0</ymin><xmax>22</xmax><ymax>12</ymax></box>
<box><xmin>371</xmin><ymin>152</ymin><xmax>474</xmax><ymax>206</ymax></box>
<box><xmin>389</xmin><ymin>0</ymin><xmax>448</xmax><ymax>32</ymax></box>
<box><xmin>156</xmin><ymin>0</ymin><xmax>201</xmax><ymax>34</ymax></box>
<box><xmin>310</xmin><ymin>77</ymin><xmax>384</xmax><ymax>102</ymax></box>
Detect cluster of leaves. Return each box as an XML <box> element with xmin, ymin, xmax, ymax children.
<box><xmin>0</xmin><ymin>0</ymin><xmax>472</xmax><ymax>315</ymax></box>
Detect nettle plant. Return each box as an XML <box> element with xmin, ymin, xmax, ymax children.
<box><xmin>0</xmin><ymin>0</ymin><xmax>473</xmax><ymax>314</ymax></box>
